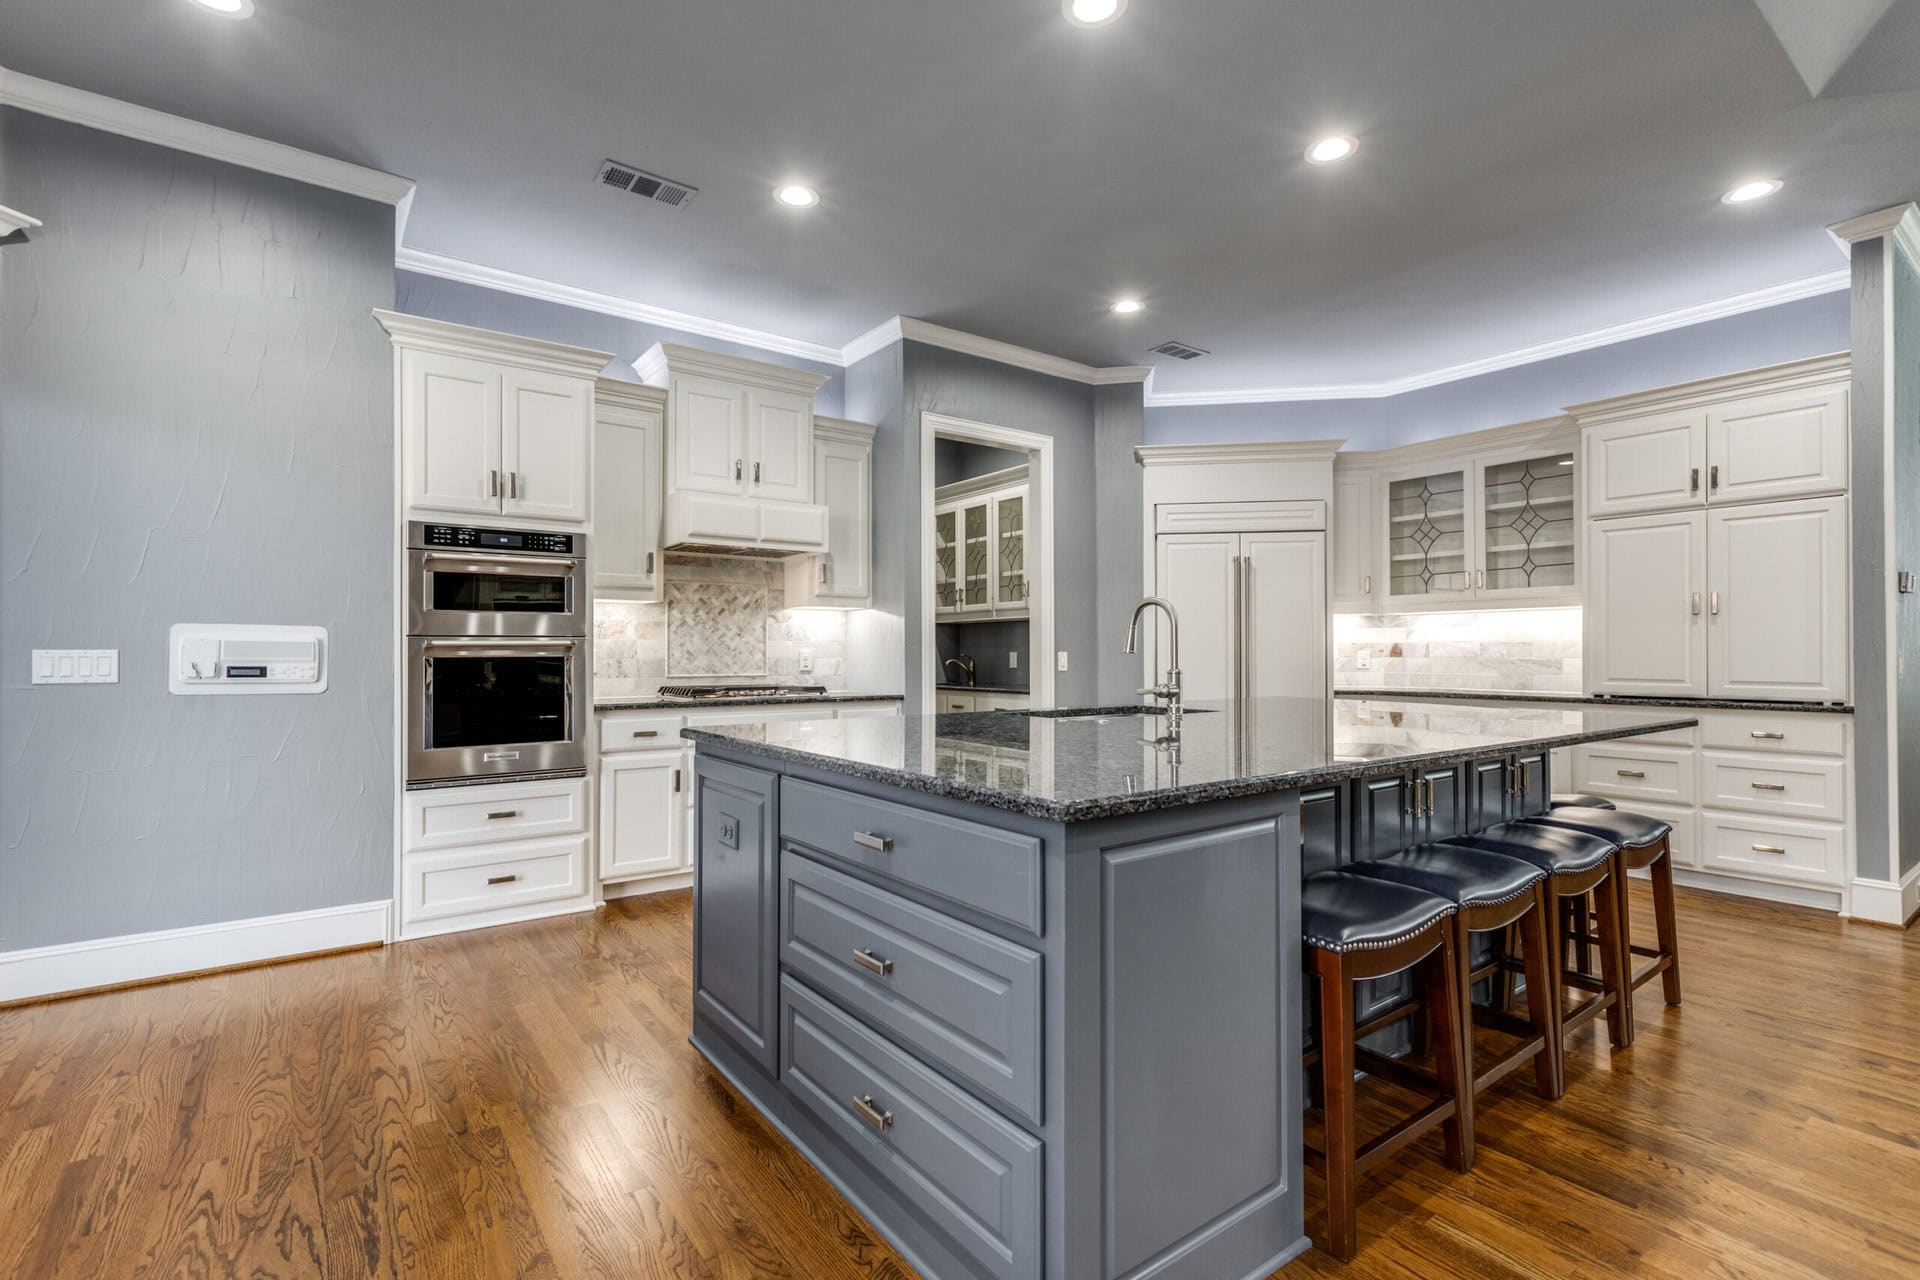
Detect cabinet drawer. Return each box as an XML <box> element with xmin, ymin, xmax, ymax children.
<box><xmin>781</xmin><ymin>778</ymin><xmax>1042</xmax><ymax>934</ymax></box>
<box><xmin>1572</xmin><ymin>743</ymin><xmax>1695</xmax><ymax>804</ymax></box>
<box><xmin>1617</xmin><ymin>800</ymin><xmax>1698</xmax><ymax>870</ymax></box>
<box><xmin>782</xmin><ymin>855</ymin><xmax>1042</xmax><ymax>1123</ymax></box>
<box><xmin>780</xmin><ymin>977</ymin><xmax>1042</xmax><ymax>1280</ymax></box>
<box><xmin>1698</xmin><ymin>812</ymin><xmax>1844</xmax><ymax>885</ymax></box>
<box><xmin>1700</xmin><ymin>751</ymin><xmax>1846</xmax><ymax>820</ymax></box>
<box><xmin>1699</xmin><ymin>710</ymin><xmax>1847</xmax><ymax>757</ymax></box>
<box><xmin>599</xmin><ymin>711</ymin><xmax>686</xmax><ymax>753</ymax></box>
<box><xmin>938</xmin><ymin>692</ymin><xmax>977</xmax><ymax>713</ymax></box>
<box><xmin>404</xmin><ymin>777</ymin><xmax>587</xmax><ymax>852</ymax></box>
<box><xmin>403</xmin><ymin>835</ymin><xmax>588</xmax><ymax>923</ymax></box>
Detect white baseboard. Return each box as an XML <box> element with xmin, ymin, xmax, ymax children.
<box><xmin>0</xmin><ymin>900</ymin><xmax>392</xmax><ymax>1005</ymax></box>
<box><xmin>604</xmin><ymin>871</ymin><xmax>693</xmax><ymax>900</ymax></box>
<box><xmin>1848</xmin><ymin>863</ymin><xmax>1920</xmax><ymax>926</ymax></box>
<box><xmin>1664</xmin><ymin>867</ymin><xmax>1843</xmax><ymax>914</ymax></box>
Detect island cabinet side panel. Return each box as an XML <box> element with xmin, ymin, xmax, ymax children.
<box><xmin>1061</xmin><ymin>796</ymin><xmax>1308</xmax><ymax>1280</ymax></box>
<box><xmin>691</xmin><ymin>756</ymin><xmax>782</xmax><ymax>1074</ymax></box>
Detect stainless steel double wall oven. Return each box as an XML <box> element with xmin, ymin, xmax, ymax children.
<box><xmin>405</xmin><ymin>521</ymin><xmax>588</xmax><ymax>783</ymax></box>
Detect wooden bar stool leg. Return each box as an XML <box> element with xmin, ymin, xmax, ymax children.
<box><xmin>1315</xmin><ymin>946</ymin><xmax>1360</xmax><ymax>1262</ymax></box>
<box><xmin>1493</xmin><ymin>923</ymin><xmax>1518</xmax><ymax>1014</ymax></box>
<box><xmin>1451</xmin><ymin>917</ymin><xmax>1478</xmax><ymax>1171</ymax></box>
<box><xmin>1424</xmin><ymin>929</ymin><xmax>1468</xmax><ymax>1174</ymax></box>
<box><xmin>1517</xmin><ymin>883</ymin><xmax>1563</xmax><ymax>1099</ymax></box>
<box><xmin>1592</xmin><ymin>858</ymin><xmax>1632</xmax><ymax>1048</ymax></box>
<box><xmin>1651</xmin><ymin>840</ymin><xmax>1683</xmax><ymax>1006</ymax></box>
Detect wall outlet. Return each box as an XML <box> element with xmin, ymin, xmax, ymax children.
<box><xmin>1356</xmin><ymin>647</ymin><xmax>1373</xmax><ymax>671</ymax></box>
<box><xmin>1009</xmin><ymin>651</ymin><xmax>1019</xmax><ymax>669</ymax></box>
<box><xmin>797</xmin><ymin>650</ymin><xmax>814</xmax><ymax>675</ymax></box>
<box><xmin>32</xmin><ymin>649</ymin><xmax>118</xmax><ymax>684</ymax></box>
<box><xmin>1056</xmin><ymin>651</ymin><xmax>1069</xmax><ymax>672</ymax></box>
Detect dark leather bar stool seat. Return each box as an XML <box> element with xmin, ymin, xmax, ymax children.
<box><xmin>1443</xmin><ymin>823</ymin><xmax>1629</xmax><ymax>1050</ymax></box>
<box><xmin>1551</xmin><ymin>792</ymin><xmax>1616</xmax><ymax>810</ymax></box>
<box><xmin>1348</xmin><ymin>844</ymin><xmax>1563</xmax><ymax>1162</ymax></box>
<box><xmin>1301</xmin><ymin>872</ymin><xmax>1467</xmax><ymax>1261</ymax></box>
<box><xmin>1524</xmin><ymin>806</ymin><xmax>1682</xmax><ymax>1042</ymax></box>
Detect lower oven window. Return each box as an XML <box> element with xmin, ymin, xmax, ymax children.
<box><xmin>428</xmin><ymin>656</ymin><xmax>568</xmax><ymax>748</ymax></box>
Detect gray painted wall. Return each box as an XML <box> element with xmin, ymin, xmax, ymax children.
<box><xmin>935</xmin><ymin>620</ymin><xmax>1029</xmax><ymax>691</ymax></box>
<box><xmin>1851</xmin><ymin>241</ymin><xmax>1894</xmax><ymax>885</ymax></box>
<box><xmin>934</xmin><ymin>438</ymin><xmax>1027</xmax><ymax>485</ymax></box>
<box><xmin>1896</xmin><ymin>250</ymin><xmax>1920</xmax><ymax>879</ymax></box>
<box><xmin>1145</xmin><ymin>290</ymin><xmax>1852</xmax><ymax>452</ymax></box>
<box><xmin>394</xmin><ymin>271</ymin><xmax>846</xmax><ymax>416</ymax></box>
<box><xmin>0</xmin><ymin>111</ymin><xmax>396</xmax><ymax>950</ymax></box>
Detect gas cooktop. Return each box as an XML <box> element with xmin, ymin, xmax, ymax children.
<box><xmin>655</xmin><ymin>684</ymin><xmax>830</xmax><ymax>701</ymax></box>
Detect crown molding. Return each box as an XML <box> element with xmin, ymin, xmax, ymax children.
<box><xmin>0</xmin><ymin>66</ymin><xmax>414</xmax><ymax>214</ymax></box>
<box><xmin>372</xmin><ymin>309</ymin><xmax>613</xmax><ymax>376</ymax></box>
<box><xmin>840</xmin><ymin>316</ymin><xmax>906</xmax><ymax>366</ymax></box>
<box><xmin>1143</xmin><ymin>269</ymin><xmax>1852</xmax><ymax>407</ymax></box>
<box><xmin>592</xmin><ymin>377</ymin><xmax>667</xmax><ymax>411</ymax></box>
<box><xmin>1828</xmin><ymin>202</ymin><xmax>1920</xmax><ymax>270</ymax></box>
<box><xmin>0</xmin><ymin>205</ymin><xmax>41</xmax><ymax>237</ymax></box>
<box><xmin>813</xmin><ymin>415</ymin><xmax>878</xmax><ymax>445</ymax></box>
<box><xmin>1135</xmin><ymin>440</ymin><xmax>1347</xmax><ymax>467</ymax></box>
<box><xmin>894</xmin><ymin>317</ymin><xmax>1153</xmax><ymax>386</ymax></box>
<box><xmin>1565</xmin><ymin>350</ymin><xmax>1850</xmax><ymax>424</ymax></box>
<box><xmin>633</xmin><ymin>340</ymin><xmax>830</xmax><ymax>395</ymax></box>
<box><xmin>935</xmin><ymin>462</ymin><xmax>1029</xmax><ymax>504</ymax></box>
<box><xmin>1335</xmin><ymin>415</ymin><xmax>1574</xmax><ymax>471</ymax></box>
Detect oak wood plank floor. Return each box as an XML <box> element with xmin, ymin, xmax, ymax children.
<box><xmin>3</xmin><ymin>884</ymin><xmax>1917</xmax><ymax>1278</ymax></box>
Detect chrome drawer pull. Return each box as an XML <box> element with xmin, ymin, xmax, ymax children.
<box><xmin>631</xmin><ymin>730</ymin><xmax>660</xmax><ymax>739</ymax></box>
<box><xmin>852</xmin><ymin>947</ymin><xmax>894</xmax><ymax>977</ymax></box>
<box><xmin>851</xmin><ymin>1094</ymin><xmax>893</xmax><ymax>1132</ymax></box>
<box><xmin>1616</xmin><ymin>769</ymin><xmax>1646</xmax><ymax>780</ymax></box>
<box><xmin>1750</xmin><ymin>844</ymin><xmax>1787</xmax><ymax>855</ymax></box>
<box><xmin>487</xmin><ymin>874</ymin><xmax>519</xmax><ymax>885</ymax></box>
<box><xmin>1750</xmin><ymin>731</ymin><xmax>1786</xmax><ymax>741</ymax></box>
<box><xmin>853</xmin><ymin>831</ymin><xmax>894</xmax><ymax>853</ymax></box>
<box><xmin>486</xmin><ymin>810</ymin><xmax>521</xmax><ymax>820</ymax></box>
<box><xmin>1750</xmin><ymin>782</ymin><xmax>1787</xmax><ymax>792</ymax></box>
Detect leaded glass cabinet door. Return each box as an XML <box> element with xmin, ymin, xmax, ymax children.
<box><xmin>961</xmin><ymin>500</ymin><xmax>992</xmax><ymax>611</ymax></box>
<box><xmin>1477</xmin><ymin>452</ymin><xmax>1576</xmax><ymax>598</ymax></box>
<box><xmin>993</xmin><ymin>491</ymin><xmax>1027</xmax><ymax>610</ymax></box>
<box><xmin>1386</xmin><ymin>468</ymin><xmax>1470</xmax><ymax>600</ymax></box>
<box><xmin>934</xmin><ymin>507</ymin><xmax>959</xmax><ymax>613</ymax></box>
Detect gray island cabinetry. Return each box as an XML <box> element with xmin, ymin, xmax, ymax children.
<box><xmin>684</xmin><ymin>698</ymin><xmax>1696</xmax><ymax>1280</ymax></box>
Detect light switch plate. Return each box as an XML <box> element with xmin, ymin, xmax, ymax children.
<box><xmin>1008</xmin><ymin>651</ymin><xmax>1018</xmax><ymax>669</ymax></box>
<box><xmin>1056</xmin><ymin>651</ymin><xmax>1069</xmax><ymax>672</ymax></box>
<box><xmin>32</xmin><ymin>649</ymin><xmax>119</xmax><ymax>684</ymax></box>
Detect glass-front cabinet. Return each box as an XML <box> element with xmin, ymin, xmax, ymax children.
<box><xmin>962</xmin><ymin>501</ymin><xmax>991</xmax><ymax>611</ymax></box>
<box><xmin>995</xmin><ymin>492</ymin><xmax>1026</xmax><ymax>606</ymax></box>
<box><xmin>933</xmin><ymin>465</ymin><xmax>1031</xmax><ymax>621</ymax></box>
<box><xmin>934</xmin><ymin>508</ymin><xmax>958</xmax><ymax>611</ymax></box>
<box><xmin>1386</xmin><ymin>468</ymin><xmax>1470</xmax><ymax>599</ymax></box>
<box><xmin>1478</xmin><ymin>451</ymin><xmax>1576</xmax><ymax>596</ymax></box>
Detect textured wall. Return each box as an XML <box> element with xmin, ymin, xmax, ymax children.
<box><xmin>0</xmin><ymin>111</ymin><xmax>396</xmax><ymax>951</ymax></box>
<box><xmin>1093</xmin><ymin>383</ymin><xmax>1147</xmax><ymax>703</ymax></box>
<box><xmin>395</xmin><ymin>271</ymin><xmax>847</xmax><ymax>417</ymax></box>
<box><xmin>1850</xmin><ymin>242</ymin><xmax>1894</xmax><ymax>884</ymax></box>
<box><xmin>1895</xmin><ymin>250</ymin><xmax>1920</xmax><ymax>878</ymax></box>
<box><xmin>843</xmin><ymin>343</ymin><xmax>909</xmax><ymax>697</ymax></box>
<box><xmin>1144</xmin><ymin>290</ymin><xmax>1852</xmax><ymax>452</ymax></box>
<box><xmin>933</xmin><ymin>438</ymin><xmax>1027</xmax><ymax>485</ymax></box>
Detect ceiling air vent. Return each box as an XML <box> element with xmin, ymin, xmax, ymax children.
<box><xmin>1150</xmin><ymin>340</ymin><xmax>1209</xmax><ymax>361</ymax></box>
<box><xmin>596</xmin><ymin>159</ymin><xmax>698</xmax><ymax>209</ymax></box>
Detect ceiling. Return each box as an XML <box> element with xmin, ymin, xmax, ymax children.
<box><xmin>3</xmin><ymin>0</ymin><xmax>1917</xmax><ymax>398</ymax></box>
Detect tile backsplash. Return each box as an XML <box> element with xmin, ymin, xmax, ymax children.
<box><xmin>1333</xmin><ymin>608</ymin><xmax>1583</xmax><ymax>694</ymax></box>
<box><xmin>594</xmin><ymin>554</ymin><xmax>849</xmax><ymax>698</ymax></box>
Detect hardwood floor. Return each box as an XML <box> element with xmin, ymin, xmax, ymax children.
<box><xmin>2</xmin><ymin>883</ymin><xmax>1917</xmax><ymax>1279</ymax></box>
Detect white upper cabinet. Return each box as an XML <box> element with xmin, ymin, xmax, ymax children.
<box><xmin>786</xmin><ymin>417</ymin><xmax>877</xmax><ymax>608</ymax></box>
<box><xmin>378</xmin><ymin>311</ymin><xmax>611</xmax><ymax>528</ymax></box>
<box><xmin>1473</xmin><ymin>448</ymin><xmax>1577</xmax><ymax>601</ymax></box>
<box><xmin>635</xmin><ymin>343</ymin><xmax>828</xmax><ymax>504</ymax></box>
<box><xmin>747</xmin><ymin>387</ymin><xmax>815</xmax><ymax>504</ymax></box>
<box><xmin>593</xmin><ymin>381</ymin><xmax>667</xmax><ymax>602</ymax></box>
<box><xmin>1586</xmin><ymin>510</ymin><xmax>1709</xmax><ymax>698</ymax></box>
<box><xmin>1704</xmin><ymin>384</ymin><xmax>1849</xmax><ymax>506</ymax></box>
<box><xmin>1706</xmin><ymin>497</ymin><xmax>1850</xmax><ymax>702</ymax></box>
<box><xmin>1582</xmin><ymin>411</ymin><xmax>1707</xmax><ymax>518</ymax></box>
<box><xmin>671</xmin><ymin>373</ymin><xmax>750</xmax><ymax>496</ymax></box>
<box><xmin>1329</xmin><ymin>470</ymin><xmax>1378</xmax><ymax>610</ymax></box>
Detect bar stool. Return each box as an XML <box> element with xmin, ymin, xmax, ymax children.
<box><xmin>1551</xmin><ymin>793</ymin><xmax>1616</xmax><ymax>810</ymax></box>
<box><xmin>1345</xmin><ymin>844</ymin><xmax>1562</xmax><ymax>1168</ymax></box>
<box><xmin>1525</xmin><ymin>807</ymin><xmax>1681</xmax><ymax>1044</ymax></box>
<box><xmin>1301</xmin><ymin>872</ymin><xmax>1467</xmax><ymax>1261</ymax></box>
<box><xmin>1443</xmin><ymin>823</ymin><xmax>1630</xmax><ymax>1050</ymax></box>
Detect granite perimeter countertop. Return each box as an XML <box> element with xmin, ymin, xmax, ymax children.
<box><xmin>936</xmin><ymin>683</ymin><xmax>1031</xmax><ymax>695</ymax></box>
<box><xmin>594</xmin><ymin>692</ymin><xmax>904</xmax><ymax>712</ymax></box>
<box><xmin>1334</xmin><ymin>688</ymin><xmax>1854</xmax><ymax>714</ymax></box>
<box><xmin>683</xmin><ymin>696</ymin><xmax>1699</xmax><ymax>822</ymax></box>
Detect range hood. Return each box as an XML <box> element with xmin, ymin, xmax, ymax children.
<box><xmin>664</xmin><ymin>491</ymin><xmax>829</xmax><ymax>558</ymax></box>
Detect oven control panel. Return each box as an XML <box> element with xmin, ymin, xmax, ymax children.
<box><xmin>417</xmin><ymin>523</ymin><xmax>576</xmax><ymax>556</ymax></box>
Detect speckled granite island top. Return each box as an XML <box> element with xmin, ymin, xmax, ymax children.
<box><xmin>594</xmin><ymin>692</ymin><xmax>903</xmax><ymax>712</ymax></box>
<box><xmin>683</xmin><ymin>695</ymin><xmax>1698</xmax><ymax>822</ymax></box>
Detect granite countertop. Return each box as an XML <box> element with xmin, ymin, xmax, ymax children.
<box><xmin>594</xmin><ymin>692</ymin><xmax>904</xmax><ymax>712</ymax></box>
<box><xmin>683</xmin><ymin>696</ymin><xmax>1700</xmax><ymax>822</ymax></box>
<box><xmin>1334</xmin><ymin>688</ymin><xmax>1854</xmax><ymax>715</ymax></box>
<box><xmin>936</xmin><ymin>683</ymin><xmax>1030</xmax><ymax>694</ymax></box>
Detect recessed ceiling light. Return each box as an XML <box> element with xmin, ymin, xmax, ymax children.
<box><xmin>1721</xmin><ymin>179</ymin><xmax>1783</xmax><ymax>205</ymax></box>
<box><xmin>189</xmin><ymin>0</ymin><xmax>255</xmax><ymax>16</ymax></box>
<box><xmin>1111</xmin><ymin>298</ymin><xmax>1145</xmax><ymax>315</ymax></box>
<box><xmin>1305</xmin><ymin>135</ymin><xmax>1358</xmax><ymax>165</ymax></box>
<box><xmin>1064</xmin><ymin>0</ymin><xmax>1125</xmax><ymax>27</ymax></box>
<box><xmin>774</xmin><ymin>184</ymin><xmax>820</xmax><ymax>209</ymax></box>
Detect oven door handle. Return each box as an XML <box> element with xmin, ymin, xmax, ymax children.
<box><xmin>420</xmin><ymin>552</ymin><xmax>580</xmax><ymax>576</ymax></box>
<box><xmin>420</xmin><ymin>638</ymin><xmax>579</xmax><ymax>658</ymax></box>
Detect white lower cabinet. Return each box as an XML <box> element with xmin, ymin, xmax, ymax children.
<box><xmin>405</xmin><ymin>836</ymin><xmax>591</xmax><ymax>927</ymax></box>
<box><xmin>399</xmin><ymin>775</ymin><xmax>594</xmax><ymax>939</ymax></box>
<box><xmin>600</xmin><ymin>751</ymin><xmax>687</xmax><ymax>881</ymax></box>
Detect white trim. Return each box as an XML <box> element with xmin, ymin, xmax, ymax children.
<box><xmin>1827</xmin><ymin>203</ymin><xmax>1920</xmax><ymax>268</ymax></box>
<box><xmin>0</xmin><ymin>204</ymin><xmax>42</xmax><ymax>236</ymax></box>
<box><xmin>399</xmin><ymin>247</ymin><xmax>849</xmax><ymax>367</ymax></box>
<box><xmin>1144</xmin><ymin>271</ymin><xmax>1853</xmax><ymax>407</ymax></box>
<box><xmin>0</xmin><ymin>66</ymin><xmax>414</xmax><ymax>209</ymax></box>
<box><xmin>603</xmin><ymin>871</ymin><xmax>694</xmax><ymax>900</ymax></box>
<box><xmin>1135</xmin><ymin>440</ymin><xmax>1349</xmax><ymax>468</ymax></box>
<box><xmin>920</xmin><ymin>412</ymin><xmax>1056</xmax><ymax>715</ymax></box>
<box><xmin>1845</xmin><ymin>862</ymin><xmax>1920</xmax><ymax>926</ymax></box>
<box><xmin>1667</xmin><ymin>868</ymin><xmax>1842</xmax><ymax>915</ymax></box>
<box><xmin>0</xmin><ymin>900</ymin><xmax>390</xmax><ymax>1005</ymax></box>
<box><xmin>372</xmin><ymin>308</ymin><xmax>613</xmax><ymax>375</ymax></box>
<box><xmin>841</xmin><ymin>316</ymin><xmax>906</xmax><ymax>366</ymax></box>
<box><xmin>1564</xmin><ymin>351</ymin><xmax>1852</xmax><ymax>424</ymax></box>
<box><xmin>895</xmin><ymin>318</ymin><xmax>1152</xmax><ymax>386</ymax></box>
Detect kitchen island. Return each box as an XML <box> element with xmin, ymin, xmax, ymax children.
<box><xmin>682</xmin><ymin>697</ymin><xmax>1697</xmax><ymax>1280</ymax></box>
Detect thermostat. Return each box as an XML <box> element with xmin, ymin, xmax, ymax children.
<box><xmin>169</xmin><ymin>624</ymin><xmax>328</xmax><ymax>695</ymax></box>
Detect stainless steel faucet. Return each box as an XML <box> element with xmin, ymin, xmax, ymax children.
<box><xmin>1122</xmin><ymin>597</ymin><xmax>1182</xmax><ymax>728</ymax></box>
<box><xmin>942</xmin><ymin>653</ymin><xmax>976</xmax><ymax>687</ymax></box>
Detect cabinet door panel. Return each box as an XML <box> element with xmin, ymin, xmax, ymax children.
<box><xmin>1586</xmin><ymin>511</ymin><xmax>1708</xmax><ymax>697</ymax></box>
<box><xmin>1464</xmin><ymin>756</ymin><xmax>1513</xmax><ymax>832</ymax></box>
<box><xmin>817</xmin><ymin>441</ymin><xmax>871</xmax><ymax>600</ymax></box>
<box><xmin>1706</xmin><ymin>385</ymin><xmax>1848</xmax><ymax>505</ymax></box>
<box><xmin>1351</xmin><ymin>775</ymin><xmax>1415</xmax><ymax>861</ymax></box>
<box><xmin>747</xmin><ymin>388</ymin><xmax>813</xmax><ymax>503</ymax></box>
<box><xmin>592</xmin><ymin>402</ymin><xmax>663</xmax><ymax>599</ymax></box>
<box><xmin>1419</xmin><ymin>765</ymin><xmax>1466</xmax><ymax>841</ymax></box>
<box><xmin>501</xmin><ymin>368</ymin><xmax>591</xmax><ymax>523</ymax></box>
<box><xmin>600</xmin><ymin>753</ymin><xmax>686</xmax><ymax>882</ymax></box>
<box><xmin>1153</xmin><ymin>533</ymin><xmax>1239</xmax><ymax>701</ymax></box>
<box><xmin>1583</xmin><ymin>412</ymin><xmax>1706</xmax><ymax>517</ymax></box>
<box><xmin>1385</xmin><ymin>468</ymin><xmax>1471</xmax><ymax>600</ymax></box>
<box><xmin>405</xmin><ymin>350</ymin><xmax>501</xmax><ymax>516</ymax></box>
<box><xmin>1476</xmin><ymin>450</ymin><xmax>1576</xmax><ymax>598</ymax></box>
<box><xmin>693</xmin><ymin>758</ymin><xmax>780</xmax><ymax>1071</ymax></box>
<box><xmin>1707</xmin><ymin>498</ymin><xmax>1849</xmax><ymax>702</ymax></box>
<box><xmin>1329</xmin><ymin>472</ymin><xmax>1377</xmax><ymax>607</ymax></box>
<box><xmin>1243</xmin><ymin>531</ymin><xmax>1328</xmax><ymax>701</ymax></box>
<box><xmin>673</xmin><ymin>374</ymin><xmax>748</xmax><ymax>495</ymax></box>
